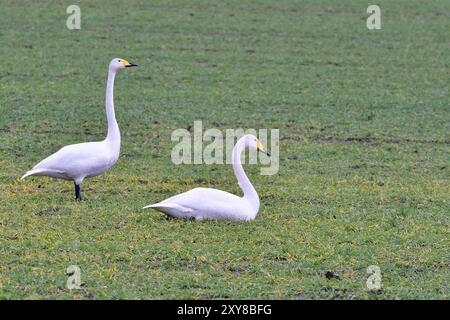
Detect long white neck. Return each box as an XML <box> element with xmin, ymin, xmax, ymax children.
<box><xmin>232</xmin><ymin>140</ymin><xmax>260</xmax><ymax>215</ymax></box>
<box><xmin>105</xmin><ymin>69</ymin><xmax>120</xmax><ymax>150</ymax></box>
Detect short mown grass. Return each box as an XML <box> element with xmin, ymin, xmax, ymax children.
<box><xmin>0</xmin><ymin>0</ymin><xmax>448</xmax><ymax>299</ymax></box>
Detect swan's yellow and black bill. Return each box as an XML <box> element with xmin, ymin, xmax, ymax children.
<box><xmin>256</xmin><ymin>139</ymin><xmax>270</xmax><ymax>157</ymax></box>
<box><xmin>120</xmin><ymin>59</ymin><xmax>139</xmax><ymax>68</ymax></box>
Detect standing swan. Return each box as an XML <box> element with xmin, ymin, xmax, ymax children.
<box><xmin>144</xmin><ymin>135</ymin><xmax>270</xmax><ymax>221</ymax></box>
<box><xmin>21</xmin><ymin>58</ymin><xmax>138</xmax><ymax>200</ymax></box>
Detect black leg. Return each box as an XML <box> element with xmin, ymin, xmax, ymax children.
<box><xmin>75</xmin><ymin>183</ymin><xmax>82</xmax><ymax>201</ymax></box>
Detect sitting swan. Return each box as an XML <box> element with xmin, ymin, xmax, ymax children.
<box><xmin>21</xmin><ymin>58</ymin><xmax>138</xmax><ymax>200</ymax></box>
<box><xmin>144</xmin><ymin>134</ymin><xmax>270</xmax><ymax>221</ymax></box>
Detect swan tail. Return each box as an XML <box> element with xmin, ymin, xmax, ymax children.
<box><xmin>21</xmin><ymin>169</ymin><xmax>45</xmax><ymax>180</ymax></box>
<box><xmin>21</xmin><ymin>168</ymin><xmax>64</xmax><ymax>180</ymax></box>
<box><xmin>143</xmin><ymin>202</ymin><xmax>193</xmax><ymax>214</ymax></box>
<box><xmin>143</xmin><ymin>203</ymin><xmax>170</xmax><ymax>210</ymax></box>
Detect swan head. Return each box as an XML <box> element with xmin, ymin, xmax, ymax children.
<box><xmin>109</xmin><ymin>58</ymin><xmax>138</xmax><ymax>71</ymax></box>
<box><xmin>241</xmin><ymin>134</ymin><xmax>270</xmax><ymax>156</ymax></box>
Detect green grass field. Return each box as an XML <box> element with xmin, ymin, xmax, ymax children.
<box><xmin>0</xmin><ymin>0</ymin><xmax>448</xmax><ymax>299</ymax></box>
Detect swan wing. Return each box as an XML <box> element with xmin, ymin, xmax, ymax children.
<box><xmin>25</xmin><ymin>141</ymin><xmax>114</xmax><ymax>180</ymax></box>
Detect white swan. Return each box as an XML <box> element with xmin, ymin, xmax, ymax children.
<box><xmin>21</xmin><ymin>58</ymin><xmax>138</xmax><ymax>200</ymax></box>
<box><xmin>144</xmin><ymin>135</ymin><xmax>270</xmax><ymax>221</ymax></box>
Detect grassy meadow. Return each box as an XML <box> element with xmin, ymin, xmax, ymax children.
<box><xmin>0</xmin><ymin>0</ymin><xmax>448</xmax><ymax>299</ymax></box>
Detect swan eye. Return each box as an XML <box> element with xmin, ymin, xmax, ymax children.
<box><xmin>118</xmin><ymin>59</ymin><xmax>121</xmax><ymax>62</ymax></box>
